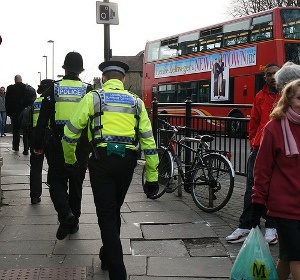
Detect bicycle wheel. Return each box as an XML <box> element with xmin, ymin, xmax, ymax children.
<box><xmin>191</xmin><ymin>153</ymin><xmax>234</xmax><ymax>212</ymax></box>
<box><xmin>142</xmin><ymin>147</ymin><xmax>173</xmax><ymax>199</ymax></box>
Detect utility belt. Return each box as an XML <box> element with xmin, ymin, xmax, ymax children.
<box><xmin>94</xmin><ymin>143</ymin><xmax>137</xmax><ymax>160</ymax></box>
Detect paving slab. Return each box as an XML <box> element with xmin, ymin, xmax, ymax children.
<box><xmin>0</xmin><ymin>224</ymin><xmax>57</xmax><ymax>241</ymax></box>
<box><xmin>147</xmin><ymin>256</ymin><xmax>232</xmax><ymax>278</ymax></box>
<box><xmin>0</xmin><ymin>204</ymin><xmax>56</xmax><ymax>216</ymax></box>
<box><xmin>122</xmin><ymin>210</ymin><xmax>202</xmax><ymax>224</ymax></box>
<box><xmin>0</xmin><ymin>240</ymin><xmax>55</xmax><ymax>255</ymax></box>
<box><xmin>0</xmin><ymin>254</ymin><xmax>65</xmax><ymax>269</ymax></box>
<box><xmin>127</xmin><ymin>200</ymin><xmax>191</xmax><ymax>212</ymax></box>
<box><xmin>53</xmin><ymin>239</ymin><xmax>131</xmax><ymax>255</ymax></box>
<box><xmin>185</xmin><ymin>238</ymin><xmax>228</xmax><ymax>257</ymax></box>
<box><xmin>131</xmin><ymin>240</ymin><xmax>188</xmax><ymax>257</ymax></box>
<box><xmin>141</xmin><ymin>222</ymin><xmax>216</xmax><ymax>240</ymax></box>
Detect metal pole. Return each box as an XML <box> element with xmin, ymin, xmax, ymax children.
<box><xmin>43</xmin><ymin>55</ymin><xmax>48</xmax><ymax>79</ymax></box>
<box><xmin>48</xmin><ymin>40</ymin><xmax>54</xmax><ymax>80</ymax></box>
<box><xmin>104</xmin><ymin>0</ymin><xmax>111</xmax><ymax>61</ymax></box>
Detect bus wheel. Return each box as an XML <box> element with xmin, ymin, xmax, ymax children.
<box><xmin>227</xmin><ymin>112</ymin><xmax>246</xmax><ymax>137</ymax></box>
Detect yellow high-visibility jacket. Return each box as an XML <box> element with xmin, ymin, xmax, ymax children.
<box><xmin>32</xmin><ymin>96</ymin><xmax>43</xmax><ymax>128</ymax></box>
<box><xmin>54</xmin><ymin>79</ymin><xmax>87</xmax><ymax>126</ymax></box>
<box><xmin>62</xmin><ymin>79</ymin><xmax>158</xmax><ymax>182</ymax></box>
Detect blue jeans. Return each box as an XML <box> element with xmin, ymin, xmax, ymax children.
<box><xmin>238</xmin><ymin>149</ymin><xmax>275</xmax><ymax>229</ymax></box>
<box><xmin>0</xmin><ymin>111</ymin><xmax>6</xmax><ymax>135</ymax></box>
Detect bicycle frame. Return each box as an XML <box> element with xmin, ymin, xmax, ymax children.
<box><xmin>164</xmin><ymin>133</ymin><xmax>206</xmax><ymax>187</ymax></box>
<box><xmin>163</xmin><ymin>131</ymin><xmax>234</xmax><ymax>190</ymax></box>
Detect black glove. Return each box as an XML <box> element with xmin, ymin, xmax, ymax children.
<box><xmin>143</xmin><ymin>181</ymin><xmax>159</xmax><ymax>199</ymax></box>
<box><xmin>250</xmin><ymin>203</ymin><xmax>265</xmax><ymax>228</ymax></box>
<box><xmin>65</xmin><ymin>162</ymin><xmax>79</xmax><ymax>174</ymax></box>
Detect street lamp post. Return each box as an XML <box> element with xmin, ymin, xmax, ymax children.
<box><xmin>47</xmin><ymin>40</ymin><xmax>54</xmax><ymax>80</ymax></box>
<box><xmin>43</xmin><ymin>55</ymin><xmax>48</xmax><ymax>79</ymax></box>
<box><xmin>38</xmin><ymin>72</ymin><xmax>41</xmax><ymax>83</ymax></box>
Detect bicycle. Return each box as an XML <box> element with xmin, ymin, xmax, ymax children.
<box><xmin>142</xmin><ymin>119</ymin><xmax>235</xmax><ymax>213</ymax></box>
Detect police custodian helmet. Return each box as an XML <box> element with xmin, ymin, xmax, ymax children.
<box><xmin>62</xmin><ymin>52</ymin><xmax>84</xmax><ymax>74</ymax></box>
<box><xmin>98</xmin><ymin>60</ymin><xmax>129</xmax><ymax>75</ymax></box>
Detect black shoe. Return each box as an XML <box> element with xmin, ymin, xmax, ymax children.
<box><xmin>99</xmin><ymin>246</ymin><xmax>108</xmax><ymax>270</ymax></box>
<box><xmin>69</xmin><ymin>222</ymin><xmax>79</xmax><ymax>234</ymax></box>
<box><xmin>31</xmin><ymin>197</ymin><xmax>41</xmax><ymax>204</ymax></box>
<box><xmin>12</xmin><ymin>147</ymin><xmax>19</xmax><ymax>151</ymax></box>
<box><xmin>56</xmin><ymin>213</ymin><xmax>75</xmax><ymax>240</ymax></box>
<box><xmin>23</xmin><ymin>150</ymin><xmax>29</xmax><ymax>155</ymax></box>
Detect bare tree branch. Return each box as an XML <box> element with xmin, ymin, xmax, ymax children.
<box><xmin>227</xmin><ymin>0</ymin><xmax>299</xmax><ymax>17</ymax></box>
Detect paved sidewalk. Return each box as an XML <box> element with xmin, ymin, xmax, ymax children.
<box><xmin>0</xmin><ymin>134</ymin><xmax>279</xmax><ymax>279</ymax></box>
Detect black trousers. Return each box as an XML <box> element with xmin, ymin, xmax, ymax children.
<box><xmin>239</xmin><ymin>149</ymin><xmax>275</xmax><ymax>229</ymax></box>
<box><xmin>11</xmin><ymin>114</ymin><xmax>29</xmax><ymax>151</ymax></box>
<box><xmin>45</xmin><ymin>134</ymin><xmax>89</xmax><ymax>222</ymax></box>
<box><xmin>88</xmin><ymin>149</ymin><xmax>137</xmax><ymax>280</ymax></box>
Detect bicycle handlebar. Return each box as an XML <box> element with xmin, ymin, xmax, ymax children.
<box><xmin>158</xmin><ymin>118</ymin><xmax>186</xmax><ymax>132</ymax></box>
<box><xmin>158</xmin><ymin>118</ymin><xmax>214</xmax><ymax>144</ymax></box>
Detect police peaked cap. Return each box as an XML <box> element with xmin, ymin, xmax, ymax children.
<box><xmin>98</xmin><ymin>60</ymin><xmax>129</xmax><ymax>75</ymax></box>
<box><xmin>62</xmin><ymin>52</ymin><xmax>84</xmax><ymax>74</ymax></box>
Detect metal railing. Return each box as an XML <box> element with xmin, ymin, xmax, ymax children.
<box><xmin>151</xmin><ymin>99</ymin><xmax>252</xmax><ymax>176</ymax></box>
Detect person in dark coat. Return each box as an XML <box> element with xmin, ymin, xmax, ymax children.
<box><xmin>5</xmin><ymin>75</ymin><xmax>36</xmax><ymax>154</ymax></box>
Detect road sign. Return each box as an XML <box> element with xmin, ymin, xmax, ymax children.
<box><xmin>96</xmin><ymin>1</ymin><xmax>119</xmax><ymax>25</ymax></box>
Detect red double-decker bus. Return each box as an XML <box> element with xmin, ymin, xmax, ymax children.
<box><xmin>142</xmin><ymin>7</ymin><xmax>300</xmax><ymax>133</ymax></box>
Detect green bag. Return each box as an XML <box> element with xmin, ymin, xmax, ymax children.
<box><xmin>230</xmin><ymin>226</ymin><xmax>278</xmax><ymax>280</ymax></box>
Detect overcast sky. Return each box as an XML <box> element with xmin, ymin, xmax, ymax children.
<box><xmin>0</xmin><ymin>0</ymin><xmax>231</xmax><ymax>89</ymax></box>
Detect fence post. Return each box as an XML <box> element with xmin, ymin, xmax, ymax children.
<box><xmin>152</xmin><ymin>97</ymin><xmax>158</xmax><ymax>145</ymax></box>
<box><xmin>184</xmin><ymin>98</ymin><xmax>192</xmax><ymax>192</ymax></box>
<box><xmin>185</xmin><ymin>97</ymin><xmax>192</xmax><ymax>135</ymax></box>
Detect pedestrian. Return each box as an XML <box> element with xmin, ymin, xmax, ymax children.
<box><xmin>5</xmin><ymin>75</ymin><xmax>36</xmax><ymax>154</ymax></box>
<box><xmin>0</xmin><ymin>86</ymin><xmax>6</xmax><ymax>137</ymax></box>
<box><xmin>33</xmin><ymin>52</ymin><xmax>91</xmax><ymax>240</ymax></box>
<box><xmin>61</xmin><ymin>60</ymin><xmax>159</xmax><ymax>280</ymax></box>
<box><xmin>226</xmin><ymin>62</ymin><xmax>280</xmax><ymax>244</ymax></box>
<box><xmin>29</xmin><ymin>79</ymin><xmax>54</xmax><ymax>205</ymax></box>
<box><xmin>251</xmin><ymin>78</ymin><xmax>300</xmax><ymax>280</ymax></box>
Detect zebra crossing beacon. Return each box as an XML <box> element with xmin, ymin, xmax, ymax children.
<box><xmin>33</xmin><ymin>52</ymin><xmax>92</xmax><ymax>241</ymax></box>
<box><xmin>61</xmin><ymin>60</ymin><xmax>159</xmax><ymax>280</ymax></box>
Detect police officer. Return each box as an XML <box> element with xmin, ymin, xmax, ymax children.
<box><xmin>61</xmin><ymin>60</ymin><xmax>159</xmax><ymax>280</ymax></box>
<box><xmin>33</xmin><ymin>52</ymin><xmax>91</xmax><ymax>240</ymax></box>
<box><xmin>30</xmin><ymin>79</ymin><xmax>54</xmax><ymax>204</ymax></box>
